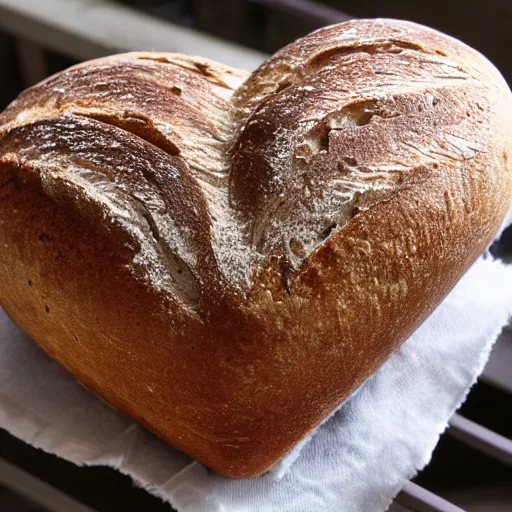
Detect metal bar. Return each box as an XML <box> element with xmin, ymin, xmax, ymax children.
<box><xmin>396</xmin><ymin>481</ymin><xmax>466</xmax><ymax>512</ymax></box>
<box><xmin>248</xmin><ymin>0</ymin><xmax>352</xmax><ymax>25</ymax></box>
<box><xmin>0</xmin><ymin>456</ymin><xmax>97</xmax><ymax>512</ymax></box>
<box><xmin>0</xmin><ymin>0</ymin><xmax>267</xmax><ymax>70</ymax></box>
<box><xmin>480</xmin><ymin>329</ymin><xmax>512</xmax><ymax>394</ymax></box>
<box><xmin>448</xmin><ymin>413</ymin><xmax>512</xmax><ymax>466</ymax></box>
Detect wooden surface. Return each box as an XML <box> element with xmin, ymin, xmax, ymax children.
<box><xmin>0</xmin><ymin>0</ymin><xmax>267</xmax><ymax>70</ymax></box>
<box><xmin>0</xmin><ymin>457</ymin><xmax>96</xmax><ymax>512</ymax></box>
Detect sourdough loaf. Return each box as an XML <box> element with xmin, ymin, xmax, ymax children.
<box><xmin>0</xmin><ymin>19</ymin><xmax>511</xmax><ymax>477</ymax></box>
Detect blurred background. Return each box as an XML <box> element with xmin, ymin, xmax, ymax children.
<box><xmin>0</xmin><ymin>1</ymin><xmax>511</xmax><ymax>511</ymax></box>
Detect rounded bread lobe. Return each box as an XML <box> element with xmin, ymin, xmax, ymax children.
<box><xmin>0</xmin><ymin>20</ymin><xmax>511</xmax><ymax>477</ymax></box>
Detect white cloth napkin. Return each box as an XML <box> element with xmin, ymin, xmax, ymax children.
<box><xmin>1</xmin><ymin>254</ymin><xmax>512</xmax><ymax>512</ymax></box>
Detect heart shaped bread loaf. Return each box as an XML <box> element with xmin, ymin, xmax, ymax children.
<box><xmin>1</xmin><ymin>19</ymin><xmax>511</xmax><ymax>477</ymax></box>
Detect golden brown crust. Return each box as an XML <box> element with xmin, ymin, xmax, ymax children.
<box><xmin>1</xmin><ymin>19</ymin><xmax>512</xmax><ymax>477</ymax></box>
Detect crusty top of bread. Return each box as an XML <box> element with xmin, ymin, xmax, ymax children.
<box><xmin>0</xmin><ymin>19</ymin><xmax>511</xmax><ymax>477</ymax></box>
